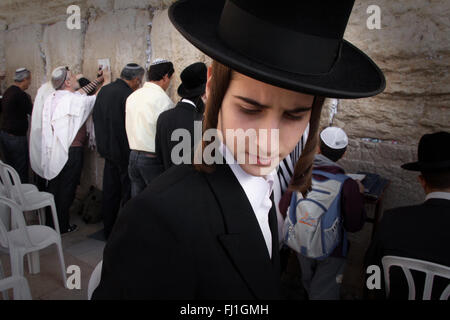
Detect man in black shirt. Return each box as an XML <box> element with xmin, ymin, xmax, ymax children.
<box><xmin>0</xmin><ymin>68</ymin><xmax>32</xmax><ymax>182</ymax></box>
<box><xmin>93</xmin><ymin>63</ymin><xmax>145</xmax><ymax>239</ymax></box>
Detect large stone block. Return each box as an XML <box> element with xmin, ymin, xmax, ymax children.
<box><xmin>339</xmin><ymin>139</ymin><xmax>425</xmax><ymax>210</ymax></box>
<box><xmin>348</xmin><ymin>0</ymin><xmax>450</xmax><ymax>57</ymax></box>
<box><xmin>80</xmin><ymin>148</ymin><xmax>105</xmax><ymax>192</ymax></box>
<box><xmin>43</xmin><ymin>20</ymin><xmax>85</xmax><ymax>80</ymax></box>
<box><xmin>3</xmin><ymin>24</ymin><xmax>46</xmax><ymax>99</ymax></box>
<box><xmin>346</xmin><ymin>0</ymin><xmax>450</xmax><ymax>96</ymax></box>
<box><xmin>87</xmin><ymin>0</ymin><xmax>114</xmax><ymax>12</ymax></box>
<box><xmin>82</xmin><ymin>9</ymin><xmax>151</xmax><ymax>81</ymax></box>
<box><xmin>0</xmin><ymin>20</ymin><xmax>6</xmax><ymax>93</ymax></box>
<box><xmin>0</xmin><ymin>0</ymin><xmax>90</xmax><ymax>29</ymax></box>
<box><xmin>332</xmin><ymin>96</ymin><xmax>449</xmax><ymax>145</ymax></box>
<box><xmin>150</xmin><ymin>8</ymin><xmax>211</xmax><ymax>102</ymax></box>
<box><xmin>113</xmin><ymin>0</ymin><xmax>176</xmax><ymax>10</ymax></box>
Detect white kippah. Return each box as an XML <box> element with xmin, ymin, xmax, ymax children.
<box><xmin>151</xmin><ymin>58</ymin><xmax>170</xmax><ymax>66</ymax></box>
<box><xmin>14</xmin><ymin>68</ymin><xmax>30</xmax><ymax>81</ymax></box>
<box><xmin>320</xmin><ymin>127</ymin><xmax>348</xmax><ymax>149</ymax></box>
<box><xmin>51</xmin><ymin>66</ymin><xmax>68</xmax><ymax>89</ymax></box>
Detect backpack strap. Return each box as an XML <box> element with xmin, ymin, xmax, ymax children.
<box><xmin>288</xmin><ymin>190</ymin><xmax>298</xmax><ymax>224</ymax></box>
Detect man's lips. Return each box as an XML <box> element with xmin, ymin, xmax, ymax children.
<box><xmin>246</xmin><ymin>152</ymin><xmax>278</xmax><ymax>166</ymax></box>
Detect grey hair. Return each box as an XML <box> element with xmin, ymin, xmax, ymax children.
<box><xmin>120</xmin><ymin>63</ymin><xmax>145</xmax><ymax>81</ymax></box>
<box><xmin>14</xmin><ymin>68</ymin><xmax>31</xmax><ymax>82</ymax></box>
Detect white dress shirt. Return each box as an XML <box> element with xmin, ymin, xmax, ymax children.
<box><xmin>40</xmin><ymin>90</ymin><xmax>96</xmax><ymax>180</ymax></box>
<box><xmin>425</xmin><ymin>192</ymin><xmax>450</xmax><ymax>201</ymax></box>
<box><xmin>219</xmin><ymin>142</ymin><xmax>276</xmax><ymax>259</ymax></box>
<box><xmin>125</xmin><ymin>82</ymin><xmax>174</xmax><ymax>153</ymax></box>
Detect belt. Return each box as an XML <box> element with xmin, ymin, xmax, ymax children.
<box><xmin>132</xmin><ymin>150</ymin><xmax>157</xmax><ymax>158</ymax></box>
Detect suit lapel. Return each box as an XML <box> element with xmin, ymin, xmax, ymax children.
<box><xmin>204</xmin><ymin>163</ymin><xmax>280</xmax><ymax>299</ymax></box>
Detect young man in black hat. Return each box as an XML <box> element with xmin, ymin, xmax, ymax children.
<box><xmin>155</xmin><ymin>62</ymin><xmax>207</xmax><ymax>171</ymax></box>
<box><xmin>365</xmin><ymin>131</ymin><xmax>450</xmax><ymax>299</ymax></box>
<box><xmin>93</xmin><ymin>0</ymin><xmax>385</xmax><ymax>300</ymax></box>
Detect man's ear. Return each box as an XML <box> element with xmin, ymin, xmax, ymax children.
<box><xmin>418</xmin><ymin>174</ymin><xmax>427</xmax><ymax>190</ymax></box>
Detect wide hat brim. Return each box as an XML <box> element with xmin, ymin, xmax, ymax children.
<box><xmin>401</xmin><ymin>160</ymin><xmax>450</xmax><ymax>172</ymax></box>
<box><xmin>177</xmin><ymin>83</ymin><xmax>206</xmax><ymax>98</ymax></box>
<box><xmin>169</xmin><ymin>0</ymin><xmax>386</xmax><ymax>99</ymax></box>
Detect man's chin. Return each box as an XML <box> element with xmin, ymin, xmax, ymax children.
<box><xmin>239</xmin><ymin>162</ymin><xmax>278</xmax><ymax>177</ymax></box>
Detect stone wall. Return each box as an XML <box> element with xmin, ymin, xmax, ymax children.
<box><xmin>319</xmin><ymin>0</ymin><xmax>450</xmax><ymax>210</ymax></box>
<box><xmin>0</xmin><ymin>0</ymin><xmax>448</xmax><ymax>210</ymax></box>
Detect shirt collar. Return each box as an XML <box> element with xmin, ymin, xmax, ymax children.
<box><xmin>144</xmin><ymin>82</ymin><xmax>165</xmax><ymax>93</ymax></box>
<box><xmin>181</xmin><ymin>98</ymin><xmax>196</xmax><ymax>109</ymax></box>
<box><xmin>425</xmin><ymin>192</ymin><xmax>450</xmax><ymax>201</ymax></box>
<box><xmin>219</xmin><ymin>142</ymin><xmax>276</xmax><ymax>212</ymax></box>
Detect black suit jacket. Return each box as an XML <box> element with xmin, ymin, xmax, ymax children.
<box><xmin>365</xmin><ymin>198</ymin><xmax>450</xmax><ymax>299</ymax></box>
<box><xmin>155</xmin><ymin>101</ymin><xmax>203</xmax><ymax>171</ymax></box>
<box><xmin>93</xmin><ymin>79</ymin><xmax>133</xmax><ymax>166</ymax></box>
<box><xmin>93</xmin><ymin>163</ymin><xmax>281</xmax><ymax>300</ymax></box>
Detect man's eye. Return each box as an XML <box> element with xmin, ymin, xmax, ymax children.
<box><xmin>240</xmin><ymin>106</ymin><xmax>261</xmax><ymax>114</ymax></box>
<box><xmin>284</xmin><ymin>112</ymin><xmax>304</xmax><ymax>120</ymax></box>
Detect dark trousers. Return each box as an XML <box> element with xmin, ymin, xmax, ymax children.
<box><xmin>47</xmin><ymin>147</ymin><xmax>84</xmax><ymax>232</ymax></box>
<box><xmin>102</xmin><ymin>159</ymin><xmax>131</xmax><ymax>239</ymax></box>
<box><xmin>0</xmin><ymin>131</ymin><xmax>29</xmax><ymax>183</ymax></box>
<box><xmin>128</xmin><ymin>150</ymin><xmax>163</xmax><ymax>198</ymax></box>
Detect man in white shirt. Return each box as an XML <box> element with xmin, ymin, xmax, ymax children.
<box><xmin>126</xmin><ymin>59</ymin><xmax>175</xmax><ymax>197</ymax></box>
<box><xmin>39</xmin><ymin>66</ymin><xmax>109</xmax><ymax>234</ymax></box>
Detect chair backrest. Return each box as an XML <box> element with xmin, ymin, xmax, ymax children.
<box><xmin>0</xmin><ymin>161</ymin><xmax>27</xmax><ymax>206</ymax></box>
<box><xmin>88</xmin><ymin>260</ymin><xmax>103</xmax><ymax>300</ymax></box>
<box><xmin>0</xmin><ymin>275</ymin><xmax>32</xmax><ymax>300</ymax></box>
<box><xmin>0</xmin><ymin>178</ymin><xmax>11</xmax><ymax>234</ymax></box>
<box><xmin>382</xmin><ymin>255</ymin><xmax>450</xmax><ymax>300</ymax></box>
<box><xmin>0</xmin><ymin>196</ymin><xmax>33</xmax><ymax>249</ymax></box>
<box><xmin>0</xmin><ymin>200</ymin><xmax>9</xmax><ymax>248</ymax></box>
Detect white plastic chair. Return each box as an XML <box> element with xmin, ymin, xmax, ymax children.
<box><xmin>0</xmin><ymin>160</ymin><xmax>39</xmax><ymax>199</ymax></box>
<box><xmin>87</xmin><ymin>260</ymin><xmax>103</xmax><ymax>300</ymax></box>
<box><xmin>0</xmin><ymin>161</ymin><xmax>60</xmax><ymax>234</ymax></box>
<box><xmin>0</xmin><ymin>196</ymin><xmax>67</xmax><ymax>288</ymax></box>
<box><xmin>0</xmin><ymin>162</ymin><xmax>62</xmax><ymax>274</ymax></box>
<box><xmin>0</xmin><ymin>259</ymin><xmax>9</xmax><ymax>299</ymax></box>
<box><xmin>0</xmin><ymin>275</ymin><xmax>32</xmax><ymax>300</ymax></box>
<box><xmin>382</xmin><ymin>255</ymin><xmax>450</xmax><ymax>300</ymax></box>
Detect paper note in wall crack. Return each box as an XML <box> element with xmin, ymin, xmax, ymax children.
<box><xmin>97</xmin><ymin>58</ymin><xmax>111</xmax><ymax>72</ymax></box>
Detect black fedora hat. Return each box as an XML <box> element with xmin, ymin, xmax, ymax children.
<box><xmin>401</xmin><ymin>132</ymin><xmax>450</xmax><ymax>172</ymax></box>
<box><xmin>177</xmin><ymin>62</ymin><xmax>207</xmax><ymax>98</ymax></box>
<box><xmin>169</xmin><ymin>0</ymin><xmax>386</xmax><ymax>99</ymax></box>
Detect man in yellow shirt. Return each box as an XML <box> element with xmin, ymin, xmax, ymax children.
<box><xmin>125</xmin><ymin>59</ymin><xmax>175</xmax><ymax>197</ymax></box>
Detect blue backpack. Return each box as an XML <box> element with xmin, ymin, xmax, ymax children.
<box><xmin>284</xmin><ymin>170</ymin><xmax>350</xmax><ymax>259</ymax></box>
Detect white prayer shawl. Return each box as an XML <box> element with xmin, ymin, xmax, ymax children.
<box><xmin>30</xmin><ymin>82</ymin><xmax>55</xmax><ymax>178</ymax></box>
<box><xmin>41</xmin><ymin>90</ymin><xmax>96</xmax><ymax>180</ymax></box>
